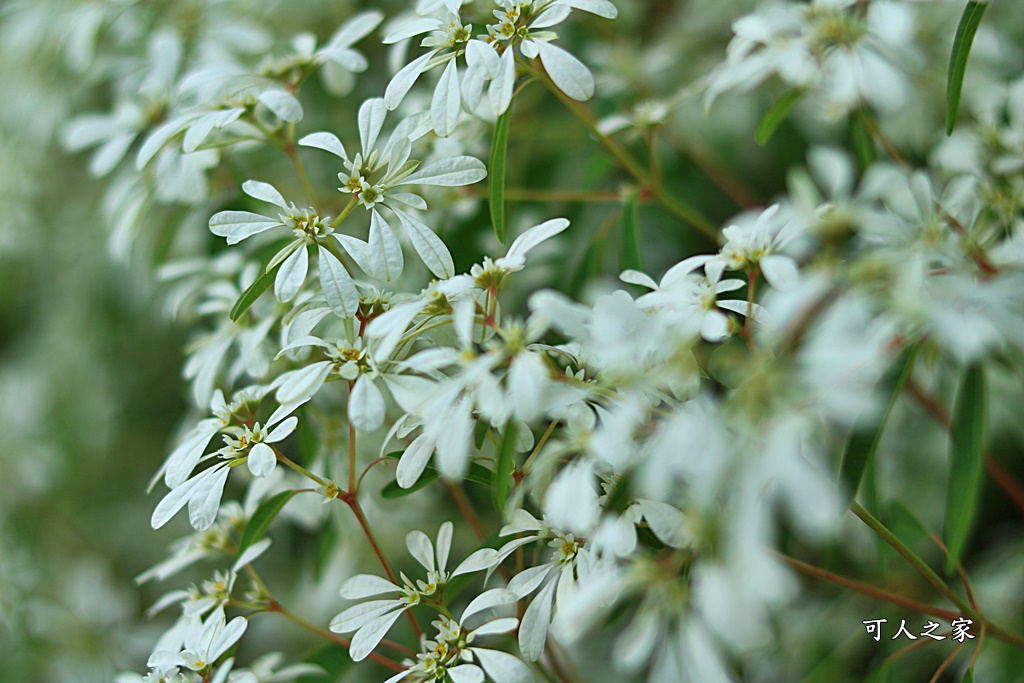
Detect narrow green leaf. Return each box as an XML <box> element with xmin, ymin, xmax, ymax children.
<box><xmin>230</xmin><ymin>263</ymin><xmax>281</xmax><ymax>321</ymax></box>
<box><xmin>839</xmin><ymin>344</ymin><xmax>920</xmax><ymax>511</ymax></box>
<box><xmin>474</xmin><ymin>419</ymin><xmax>491</xmax><ymax>451</ymax></box>
<box><xmin>850</xmin><ymin>110</ymin><xmax>878</xmax><ymax>170</ymax></box>
<box><xmin>382</xmin><ymin>469</ymin><xmax>440</xmax><ymax>498</ymax></box>
<box><xmin>962</xmin><ymin>667</ymin><xmax>975</xmax><ymax>683</ymax></box>
<box><xmin>944</xmin><ymin>363</ymin><xmax>987</xmax><ymax>574</ymax></box>
<box><xmin>946</xmin><ymin>1</ymin><xmax>989</xmax><ymax>136</ymax></box>
<box><xmin>756</xmin><ymin>89</ymin><xmax>805</xmax><ymax>146</ymax></box>
<box><xmin>887</xmin><ymin>500</ymin><xmax>931</xmax><ymax>552</ymax></box>
<box><xmin>493</xmin><ymin>423</ymin><xmax>517</xmax><ymax>514</ymax></box>
<box><xmin>237</xmin><ymin>489</ymin><xmax>298</xmax><ymax>558</ymax></box>
<box><xmin>312</xmin><ymin>520</ymin><xmax>338</xmax><ymax>582</ymax></box>
<box><xmin>619</xmin><ymin>188</ymin><xmax>642</xmax><ymax>272</ymax></box>
<box><xmin>489</xmin><ymin>110</ymin><xmax>511</xmax><ymax>244</ymax></box>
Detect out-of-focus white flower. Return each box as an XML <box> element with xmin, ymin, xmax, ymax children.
<box><xmin>707</xmin><ymin>204</ymin><xmax>804</xmax><ymax>291</ymax></box>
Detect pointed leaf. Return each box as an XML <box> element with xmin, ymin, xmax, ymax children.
<box><xmin>493</xmin><ymin>423</ymin><xmax>517</xmax><ymax>515</ymax></box>
<box><xmin>756</xmin><ymin>89</ymin><xmax>804</xmax><ymax>146</ymax></box>
<box><xmin>946</xmin><ymin>2</ymin><xmax>989</xmax><ymax>136</ymax></box>
<box><xmin>236</xmin><ymin>489</ymin><xmax>299</xmax><ymax>559</ymax></box>
<box><xmin>619</xmin><ymin>187</ymin><xmax>641</xmax><ymax>271</ymax></box>
<box><xmin>944</xmin><ymin>363</ymin><xmax>987</xmax><ymax>573</ymax></box>
<box><xmin>319</xmin><ymin>245</ymin><xmax>360</xmax><ymax>318</ymax></box>
<box><xmin>489</xmin><ymin>110</ymin><xmax>511</xmax><ymax>245</ymax></box>
<box><xmin>839</xmin><ymin>344</ymin><xmax>920</xmax><ymax>511</ymax></box>
<box><xmin>230</xmin><ymin>263</ymin><xmax>281</xmax><ymax>321</ymax></box>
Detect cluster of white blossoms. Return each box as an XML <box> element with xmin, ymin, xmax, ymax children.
<box><xmin>34</xmin><ymin>0</ymin><xmax>1024</xmax><ymax>681</ymax></box>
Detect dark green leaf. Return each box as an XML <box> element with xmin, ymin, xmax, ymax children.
<box><xmin>489</xmin><ymin>110</ymin><xmax>511</xmax><ymax>244</ymax></box>
<box><xmin>382</xmin><ymin>469</ymin><xmax>439</xmax><ymax>498</ymax></box>
<box><xmin>237</xmin><ymin>489</ymin><xmax>298</xmax><ymax>559</ymax></box>
<box><xmin>946</xmin><ymin>1</ymin><xmax>988</xmax><ymax>136</ymax></box>
<box><xmin>493</xmin><ymin>423</ymin><xmax>517</xmax><ymax>514</ymax></box>
<box><xmin>474</xmin><ymin>419</ymin><xmax>491</xmax><ymax>450</ymax></box>
<box><xmin>851</xmin><ymin>110</ymin><xmax>878</xmax><ymax>169</ymax></box>
<box><xmin>839</xmin><ymin>344</ymin><xmax>920</xmax><ymax>511</ymax></box>
<box><xmin>944</xmin><ymin>363</ymin><xmax>987</xmax><ymax>574</ymax></box>
<box><xmin>619</xmin><ymin>188</ymin><xmax>642</xmax><ymax>272</ymax></box>
<box><xmin>230</xmin><ymin>262</ymin><xmax>281</xmax><ymax>321</ymax></box>
<box><xmin>962</xmin><ymin>667</ymin><xmax>974</xmax><ymax>683</ymax></box>
<box><xmin>756</xmin><ymin>89</ymin><xmax>804</xmax><ymax>146</ymax></box>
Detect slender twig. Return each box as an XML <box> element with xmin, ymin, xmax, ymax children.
<box><xmin>905</xmin><ymin>377</ymin><xmax>1024</xmax><ymax>516</ymax></box>
<box><xmin>520</xmin><ymin>61</ymin><xmax>718</xmax><ymax>240</ymax></box>
<box><xmin>927</xmin><ymin>642</ymin><xmax>963</xmax><ymax>683</ymax></box>
<box><xmin>774</xmin><ymin>552</ymin><xmax>959</xmax><ymax>622</ymax></box>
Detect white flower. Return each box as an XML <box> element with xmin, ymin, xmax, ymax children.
<box><xmin>148</xmin><ymin>607</ymin><xmax>248</xmax><ymax>674</ymax></box>
<box><xmin>330</xmin><ymin>521</ymin><xmax>499</xmax><ymax>661</ymax></box>
<box><xmin>706</xmin><ymin>204</ymin><xmax>803</xmax><ymax>291</ymax></box>
<box><xmin>299</xmin><ymin>98</ymin><xmax>486</xmax><ymax>281</ymax></box>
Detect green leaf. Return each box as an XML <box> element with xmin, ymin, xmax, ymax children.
<box><xmin>962</xmin><ymin>667</ymin><xmax>975</xmax><ymax>683</ymax></box>
<box><xmin>237</xmin><ymin>489</ymin><xmax>298</xmax><ymax>559</ymax></box>
<box><xmin>944</xmin><ymin>363</ymin><xmax>987</xmax><ymax>574</ymax></box>
<box><xmin>569</xmin><ymin>232</ymin><xmax>605</xmax><ymax>296</ymax></box>
<box><xmin>619</xmin><ymin>188</ymin><xmax>642</xmax><ymax>272</ymax></box>
<box><xmin>489</xmin><ymin>110</ymin><xmax>511</xmax><ymax>244</ymax></box>
<box><xmin>230</xmin><ymin>263</ymin><xmax>281</xmax><ymax>321</ymax></box>
<box><xmin>382</xmin><ymin>468</ymin><xmax>440</xmax><ymax>499</ymax></box>
<box><xmin>493</xmin><ymin>424</ymin><xmax>517</xmax><ymax>514</ymax></box>
<box><xmin>946</xmin><ymin>1</ymin><xmax>989</xmax><ymax>136</ymax></box>
<box><xmin>756</xmin><ymin>89</ymin><xmax>804</xmax><ymax>146</ymax></box>
<box><xmin>839</xmin><ymin>344</ymin><xmax>920</xmax><ymax>511</ymax></box>
<box><xmin>474</xmin><ymin>419</ymin><xmax>491</xmax><ymax>451</ymax></box>
<box><xmin>887</xmin><ymin>500</ymin><xmax>931</xmax><ymax>552</ymax></box>
<box><xmin>850</xmin><ymin>110</ymin><xmax>878</xmax><ymax>169</ymax></box>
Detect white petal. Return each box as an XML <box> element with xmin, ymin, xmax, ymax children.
<box><xmin>266</xmin><ymin>415</ymin><xmax>298</xmax><ymax>442</ymax></box>
<box><xmin>531</xmin><ymin>4</ymin><xmax>572</xmax><ymax>28</ymax></box>
<box><xmin>89</xmin><ymin>133</ymin><xmax>135</xmax><ymax>176</ymax></box>
<box><xmin>431</xmin><ymin>58</ymin><xmax>461</xmax><ymax>137</ymax></box>
<box><xmin>298</xmin><ymin>131</ymin><xmax>348</xmax><ymax>160</ymax></box>
<box><xmin>209</xmin><ymin>211</ymin><xmax>282</xmax><ymax>245</ymax></box>
<box><xmin>519</xmin><ymin>578</ymin><xmax>557</xmax><ymax>661</ymax></box>
<box><xmin>447</xmin><ymin>665</ymin><xmax>485</xmax><ymax>683</ymax></box>
<box><xmin>231</xmin><ymin>537</ymin><xmax>272</xmax><ymax>573</ymax></box>
<box><xmin>275</xmin><ymin>360</ymin><xmax>332</xmax><ymax>405</ymax></box>
<box><xmin>436</xmin><ymin>521</ymin><xmax>453</xmax><ymax>574</ymax></box>
<box><xmin>557</xmin><ymin>0</ymin><xmax>618</xmax><ymax>19</ymax></box>
<box><xmin>760</xmin><ymin>254</ymin><xmax>800</xmax><ymax>290</ymax></box>
<box><xmin>319</xmin><ymin>246</ymin><xmax>360</xmax><ymax>318</ymax></box>
<box><xmin>619</xmin><ymin>269</ymin><xmax>658</xmax><ymax>289</ymax></box>
<box><xmin>368</xmin><ymin>301</ymin><xmax>427</xmax><ymax>362</ymax></box>
<box><xmin>242</xmin><ymin>180</ymin><xmax>288</xmax><ymax>209</ymax></box>
<box><xmin>501</xmin><ymin>218</ymin><xmax>569</xmax><ymax>267</ymax></box>
<box><xmin>247</xmin><ymin>442</ymin><xmax>277</xmax><ymax>477</ymax></box>
<box><xmin>359</xmin><ymin>98</ymin><xmax>387</xmax><ymax>157</ymax></box>
<box><xmin>449</xmin><ymin>547</ymin><xmax>500</xmax><ymax>579</ymax></box>
<box><xmin>700</xmin><ymin>310</ymin><xmax>730</xmax><ymax>343</ymax></box>
<box><xmin>331</xmin><ymin>600</ymin><xmax>403</xmax><ymax>633</ymax></box>
<box><xmin>187</xmin><ymin>464</ymin><xmax>232</xmax><ymax>531</ymax></box>
<box><xmin>384</xmin><ymin>51</ymin><xmax>436</xmax><ymax>110</ymax></box>
<box><xmin>507</xmin><ymin>565</ymin><xmax>552</xmax><ymax>598</ymax></box>
<box><xmin>137</xmin><ymin>114</ymin><xmax>199</xmax><ymax>168</ymax></box>
<box><xmin>368</xmin><ymin>209</ymin><xmax>404</xmax><ymax>281</ymax></box>
<box><xmin>396</xmin><ymin>433</ymin><xmax>435</xmax><ymax>488</ymax></box>
<box><xmin>405</xmin><ymin>529</ymin><xmax>435</xmax><ymax>573</ymax></box>
<box><xmin>339</xmin><ymin>574</ymin><xmax>403</xmax><ymax>599</ymax></box>
<box><xmin>350</xmin><ymin>609</ymin><xmax>406</xmax><ymax>661</ymax></box>
<box><xmin>383</xmin><ymin>17</ymin><xmax>439</xmax><ymax>44</ymax></box>
<box><xmin>537</xmin><ymin>41</ymin><xmax>594</xmax><ymax>101</ymax></box>
<box><xmin>383</xmin><ymin>192</ymin><xmax>427</xmax><ymax>210</ymax></box>
<box><xmin>274</xmin><ymin>244</ymin><xmax>308</xmax><ymax>302</ymax></box>
<box><xmin>470</xmin><ymin>617</ymin><xmax>520</xmax><ymax>637</ymax></box>
<box><xmin>436</xmin><ymin>399</ymin><xmax>473</xmax><ymax>479</ymax></box>
<box><xmin>637</xmin><ymin>499</ymin><xmax>688</xmax><ymax>549</ymax></box>
<box><xmin>259</xmin><ymin>89</ymin><xmax>303</xmax><ymax>123</ymax></box>
<box><xmin>461</xmin><ymin>588</ymin><xmax>518</xmax><ymax>623</ymax></box>
<box><xmin>209</xmin><ymin>616</ymin><xmax>248</xmax><ymax>661</ymax></box>
<box><xmin>392</xmin><ymin>207</ymin><xmax>455</xmax><ymax>278</ymax></box>
<box><xmin>490</xmin><ymin>48</ymin><xmax>516</xmax><ymax>118</ymax></box>
<box><xmin>471</xmin><ymin>648</ymin><xmax>533</xmax><ymax>683</ymax></box>
<box><xmin>163</xmin><ymin>421</ymin><xmax>221</xmax><ymax>489</ymax></box>
<box><xmin>183</xmin><ymin>108</ymin><xmax>244</xmax><ymax>153</ymax></box>
<box><xmin>399</xmin><ymin>156</ymin><xmax>487</xmax><ymax>187</ymax></box>
<box><xmin>151</xmin><ymin>470</ymin><xmax>206</xmax><ymax>529</ymax></box>
<box><xmin>350</xmin><ymin>375</ymin><xmax>386</xmax><ymax>432</ymax></box>
<box><xmin>328</xmin><ymin>9</ymin><xmax>384</xmax><ymax>48</ymax></box>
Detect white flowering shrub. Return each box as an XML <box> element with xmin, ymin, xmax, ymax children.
<box><xmin>4</xmin><ymin>0</ymin><xmax>1024</xmax><ymax>681</ymax></box>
